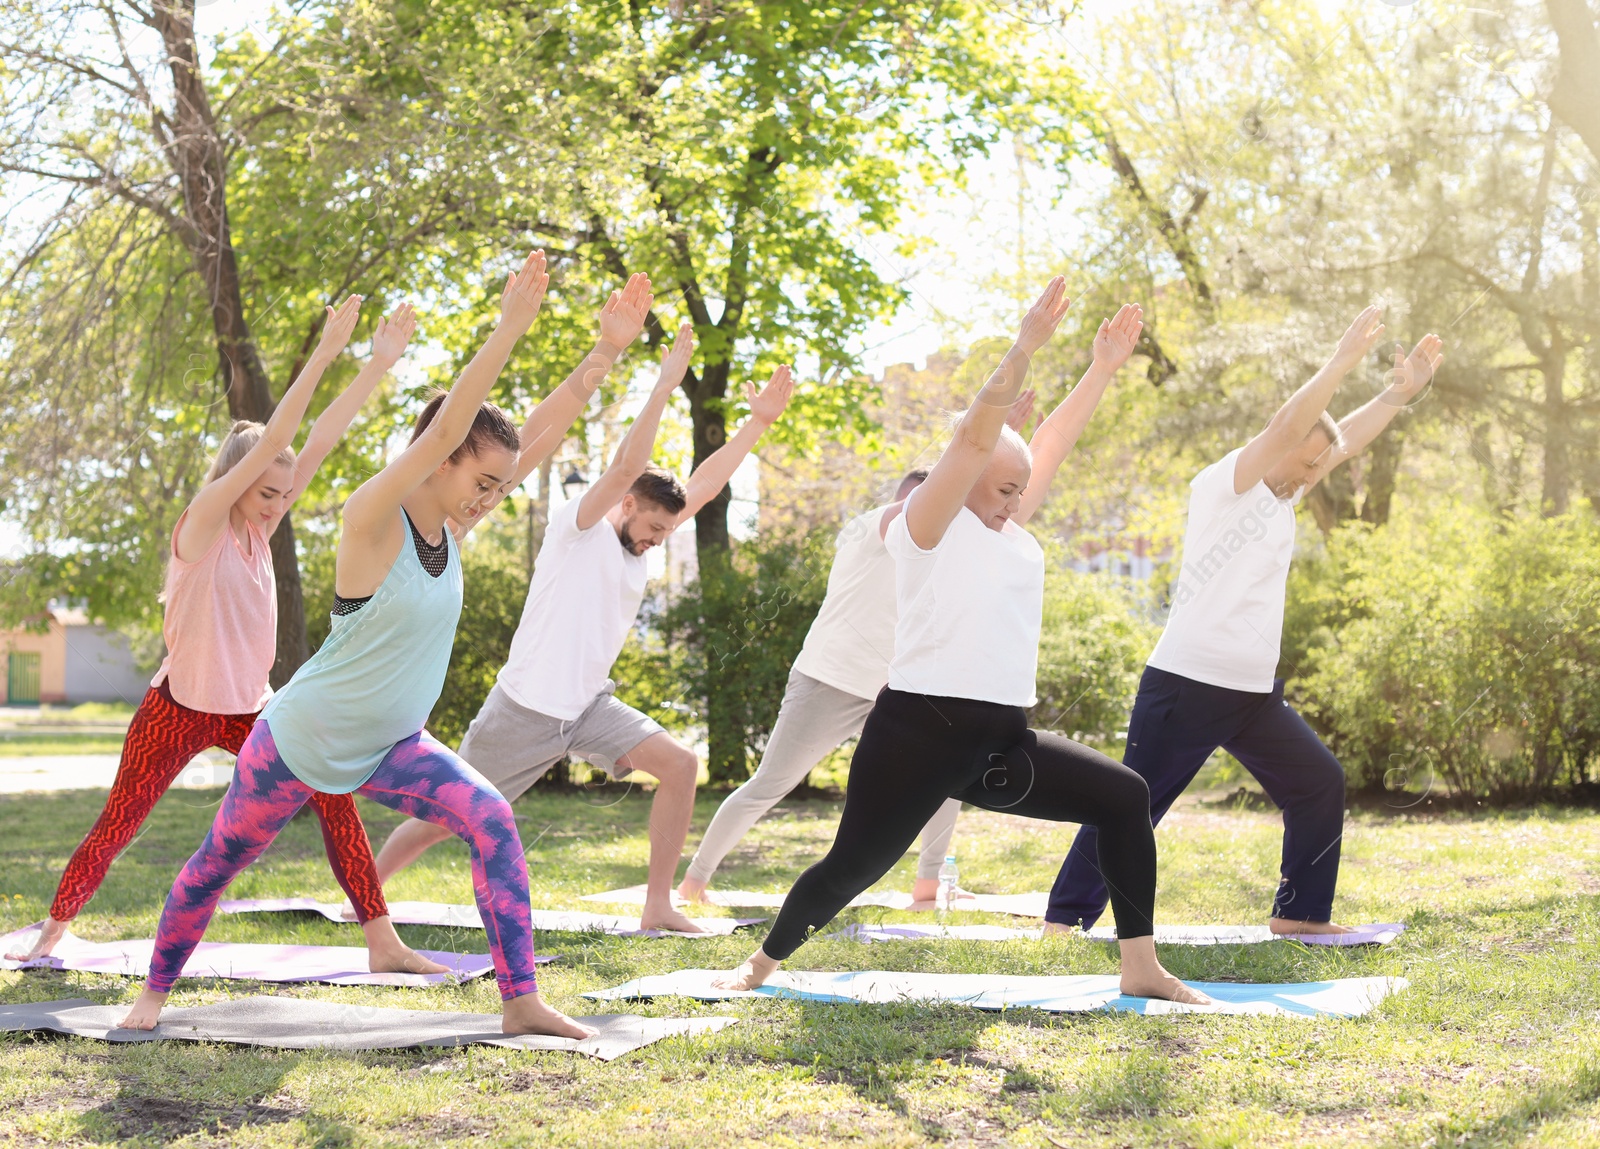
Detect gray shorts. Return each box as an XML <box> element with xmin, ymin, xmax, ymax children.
<box><xmin>457</xmin><ymin>681</ymin><xmax>666</xmax><ymax>802</ymax></box>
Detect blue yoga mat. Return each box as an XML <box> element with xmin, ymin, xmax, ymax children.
<box><xmin>585</xmin><ymin>968</ymin><xmax>1406</xmax><ymax>1018</ymax></box>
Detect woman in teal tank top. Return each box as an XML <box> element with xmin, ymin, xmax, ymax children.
<box><xmin>125</xmin><ymin>252</ymin><xmax>657</xmax><ymax>1039</ymax></box>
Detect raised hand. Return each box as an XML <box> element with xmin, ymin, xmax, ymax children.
<box><xmin>654</xmin><ymin>322</ymin><xmax>695</xmax><ymax>393</ymax></box>
<box><xmin>1014</xmin><ymin>276</ymin><xmax>1072</xmax><ymax>356</ymax></box>
<box><xmin>1006</xmin><ymin>388</ymin><xmax>1036</xmax><ymax>432</ymax></box>
<box><xmin>1092</xmin><ymin>303</ymin><xmax>1144</xmax><ymax>371</ymax></box>
<box><xmin>1384</xmin><ymin>334</ymin><xmax>1444</xmax><ymax>403</ymax></box>
<box><xmin>498</xmin><ymin>249</ymin><xmax>549</xmax><ymax>337</ymax></box>
<box><xmin>598</xmin><ymin>273</ymin><xmax>654</xmax><ymax>351</ymax></box>
<box><xmin>371</xmin><ymin>302</ymin><xmax>418</xmax><ymax>365</ymax></box>
<box><xmin>746</xmin><ymin>364</ymin><xmax>795</xmax><ymax>426</ymax></box>
<box><xmin>1329</xmin><ymin>304</ymin><xmax>1386</xmax><ymax>372</ymax></box>
<box><xmin>312</xmin><ymin>294</ymin><xmax>364</xmax><ymax>364</ymax></box>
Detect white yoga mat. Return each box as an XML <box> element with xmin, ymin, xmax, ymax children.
<box><xmin>586</xmin><ymin>968</ymin><xmax>1406</xmax><ymax>1018</ymax></box>
<box><xmin>219</xmin><ymin>896</ymin><xmax>761</xmax><ymax>937</ymax></box>
<box><xmin>826</xmin><ymin>922</ymin><xmax>1407</xmax><ymax>947</ymax></box>
<box><xmin>0</xmin><ymin>996</ymin><xmax>735</xmax><ymax>1060</ymax></box>
<box><xmin>581</xmin><ymin>884</ymin><xmax>1050</xmax><ymax>917</ymax></box>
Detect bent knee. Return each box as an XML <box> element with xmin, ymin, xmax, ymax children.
<box><xmin>641</xmin><ymin>742</ymin><xmax>700</xmax><ymax>785</ymax></box>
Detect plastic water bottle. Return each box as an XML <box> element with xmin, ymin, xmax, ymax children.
<box><xmin>936</xmin><ymin>854</ymin><xmax>959</xmax><ymax>913</ymax></box>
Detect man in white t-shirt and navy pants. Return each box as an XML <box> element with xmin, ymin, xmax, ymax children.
<box><xmin>373</xmin><ymin>325</ymin><xmax>796</xmax><ymax>934</ymax></box>
<box><xmin>1045</xmin><ymin>308</ymin><xmax>1443</xmax><ymax>937</ymax></box>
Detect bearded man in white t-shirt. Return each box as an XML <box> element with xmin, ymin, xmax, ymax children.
<box><xmin>1045</xmin><ymin>307</ymin><xmax>1443</xmax><ymax>938</ymax></box>
<box><xmin>373</xmin><ymin>323</ymin><xmax>795</xmax><ymax>934</ymax></box>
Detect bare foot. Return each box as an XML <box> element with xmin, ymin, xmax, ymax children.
<box><xmin>1117</xmin><ymin>936</ymin><xmax>1214</xmax><ymax>1005</ymax></box>
<box><xmin>1040</xmin><ymin>920</ymin><xmax>1079</xmax><ymax>938</ymax></box>
<box><xmin>640</xmin><ymin>905</ymin><xmax>707</xmax><ymax>935</ymax></box>
<box><xmin>502</xmin><ymin>992</ymin><xmax>599</xmax><ymax>1040</ymax></box>
<box><xmin>5</xmin><ymin>917</ymin><xmax>69</xmax><ymax>962</ymax></box>
<box><xmin>675</xmin><ymin>877</ymin><xmax>709</xmax><ymax>904</ymax></box>
<box><xmin>711</xmin><ymin>949</ymin><xmax>779</xmax><ymax>991</ymax></box>
<box><xmin>1119</xmin><ymin>967</ymin><xmax>1215</xmax><ymax>1005</ymax></box>
<box><xmin>363</xmin><ymin>916</ymin><xmax>450</xmax><ymax>974</ymax></box>
<box><xmin>337</xmin><ymin>899</ymin><xmax>358</xmax><ymax>921</ymax></box>
<box><xmin>1271</xmin><ymin>918</ymin><xmax>1352</xmax><ymax>936</ymax></box>
<box><xmin>118</xmin><ymin>986</ymin><xmax>169</xmax><ymax>1030</ymax></box>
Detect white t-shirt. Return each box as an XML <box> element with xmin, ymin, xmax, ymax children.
<box><xmin>885</xmin><ymin>494</ymin><xmax>1044</xmax><ymax>707</ymax></box>
<box><xmin>497</xmin><ymin>498</ymin><xmax>650</xmax><ymax>720</ymax></box>
<box><xmin>792</xmin><ymin>506</ymin><xmax>899</xmax><ymax>700</ymax></box>
<box><xmin>1145</xmin><ymin>447</ymin><xmax>1300</xmax><ymax>692</ymax></box>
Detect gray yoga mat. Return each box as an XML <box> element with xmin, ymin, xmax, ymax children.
<box><xmin>219</xmin><ymin>897</ymin><xmax>763</xmax><ymax>937</ymax></box>
<box><xmin>0</xmin><ymin>923</ymin><xmax>524</xmax><ymax>987</ymax></box>
<box><xmin>0</xmin><ymin>996</ymin><xmax>736</xmax><ymax>1061</ymax></box>
<box><xmin>587</xmin><ymin>968</ymin><xmax>1407</xmax><ymax>1018</ymax></box>
<box><xmin>581</xmin><ymin>884</ymin><xmax>1050</xmax><ymax>916</ymax></box>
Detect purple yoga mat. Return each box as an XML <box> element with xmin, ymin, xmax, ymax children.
<box><xmin>0</xmin><ymin>922</ymin><xmax>536</xmax><ymax>987</ymax></box>
<box><xmin>219</xmin><ymin>896</ymin><xmax>764</xmax><ymax>937</ymax></box>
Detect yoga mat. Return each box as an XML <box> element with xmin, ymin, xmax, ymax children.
<box><xmin>218</xmin><ymin>897</ymin><xmax>762</xmax><ymax>938</ymax></box>
<box><xmin>826</xmin><ymin>922</ymin><xmax>1407</xmax><ymax>947</ymax></box>
<box><xmin>0</xmin><ymin>923</ymin><xmax>535</xmax><ymax>987</ymax></box>
<box><xmin>0</xmin><ymin>996</ymin><xmax>735</xmax><ymax>1061</ymax></box>
<box><xmin>586</xmin><ymin>968</ymin><xmax>1406</xmax><ymax>1018</ymax></box>
<box><xmin>582</xmin><ymin>884</ymin><xmax>1050</xmax><ymax>917</ymax></box>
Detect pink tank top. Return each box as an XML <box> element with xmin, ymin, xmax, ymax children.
<box><xmin>151</xmin><ymin>510</ymin><xmax>276</xmax><ymax>714</ymax></box>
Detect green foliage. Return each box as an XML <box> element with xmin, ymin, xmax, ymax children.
<box><xmin>427</xmin><ymin>543</ymin><xmax>531</xmax><ymax>753</ymax></box>
<box><xmin>1287</xmin><ymin>505</ymin><xmax>1600</xmax><ymax>801</ymax></box>
<box><xmin>1031</xmin><ymin>550</ymin><xmax>1162</xmax><ymax>746</ymax></box>
<box><xmin>644</xmin><ymin>531</ymin><xmax>834</xmax><ymax>784</ymax></box>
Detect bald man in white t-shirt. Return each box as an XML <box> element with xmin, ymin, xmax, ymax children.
<box><xmin>1046</xmin><ymin>309</ymin><xmax>1443</xmax><ymax>937</ymax></box>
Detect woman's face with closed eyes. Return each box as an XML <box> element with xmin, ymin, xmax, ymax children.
<box><xmin>965</xmin><ymin>439</ymin><xmax>1031</xmax><ymax>532</ymax></box>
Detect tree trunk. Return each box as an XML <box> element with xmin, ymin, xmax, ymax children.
<box><xmin>683</xmin><ymin>357</ymin><xmax>744</xmax><ymax>782</ymax></box>
<box><xmin>1540</xmin><ymin>336</ymin><xmax>1570</xmax><ymax>516</ymax></box>
<box><xmin>153</xmin><ymin>0</ymin><xmax>309</xmax><ymax>684</ymax></box>
<box><xmin>1360</xmin><ymin>428</ymin><xmax>1403</xmax><ymax>526</ymax></box>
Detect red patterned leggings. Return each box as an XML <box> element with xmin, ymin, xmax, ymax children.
<box><xmin>49</xmin><ymin>685</ymin><xmax>389</xmax><ymax>924</ymax></box>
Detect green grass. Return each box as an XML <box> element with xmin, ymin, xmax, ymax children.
<box><xmin>0</xmin><ymin>734</ymin><xmax>128</xmax><ymax>757</ymax></box>
<box><xmin>2</xmin><ymin>783</ymin><xmax>1598</xmax><ymax>1147</ymax></box>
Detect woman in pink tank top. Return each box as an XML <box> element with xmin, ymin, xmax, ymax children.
<box><xmin>8</xmin><ymin>296</ymin><xmax>440</xmax><ymax>975</ymax></box>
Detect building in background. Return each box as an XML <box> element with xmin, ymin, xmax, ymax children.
<box><xmin>0</xmin><ymin>605</ymin><xmax>149</xmax><ymax>706</ymax></box>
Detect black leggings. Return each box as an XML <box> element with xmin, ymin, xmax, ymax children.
<box><xmin>762</xmin><ymin>687</ymin><xmax>1158</xmax><ymax>960</ymax></box>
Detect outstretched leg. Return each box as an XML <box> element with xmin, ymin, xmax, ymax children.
<box><xmin>681</xmin><ymin>670</ymin><xmax>873</xmax><ymax>899</ymax></box>
<box><xmin>121</xmin><ymin>720</ymin><xmax>313</xmax><ymax>1029</ymax></box>
<box><xmin>11</xmin><ymin>688</ymin><xmax>223</xmax><ymax>962</ymax></box>
<box><xmin>356</xmin><ymin>731</ymin><xmax>593</xmax><ymax>1039</ymax></box>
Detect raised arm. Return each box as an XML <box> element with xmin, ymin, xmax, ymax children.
<box><xmin>575</xmin><ymin>323</ymin><xmax>695</xmax><ymax>530</ymax></box>
<box><xmin>175</xmin><ymin>294</ymin><xmax>363</xmax><ymax>562</ymax></box>
<box><xmin>269</xmin><ymin>302</ymin><xmax>418</xmax><ymax>532</ymax></box>
<box><xmin>1232</xmin><ymin>305</ymin><xmax>1386</xmax><ymax>495</ymax></box>
<box><xmin>342</xmin><ymin>250</ymin><xmax>548</xmax><ymax>535</ymax></box>
<box><xmin>1015</xmin><ymin>304</ymin><xmax>1142</xmax><ymax>527</ymax></box>
<box><xmin>904</xmin><ymin>276</ymin><xmax>1071</xmax><ymax>550</ymax></box>
<box><xmin>508</xmin><ymin>274</ymin><xmax>655</xmax><ymax>491</ymax></box>
<box><xmin>677</xmin><ymin>364</ymin><xmax>796</xmax><ymax>526</ymax></box>
<box><xmin>1303</xmin><ymin>334</ymin><xmax>1443</xmax><ymax>492</ymax></box>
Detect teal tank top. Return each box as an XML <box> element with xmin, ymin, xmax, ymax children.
<box><xmin>260</xmin><ymin>510</ymin><xmax>462</xmax><ymax>793</ymax></box>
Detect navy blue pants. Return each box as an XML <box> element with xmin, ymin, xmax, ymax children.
<box><xmin>1046</xmin><ymin>665</ymin><xmax>1345</xmax><ymax>927</ymax></box>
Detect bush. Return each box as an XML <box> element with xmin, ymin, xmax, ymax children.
<box><xmin>643</xmin><ymin>532</ymin><xmax>833</xmax><ymax>785</ymax></box>
<box><xmin>1288</xmin><ymin>504</ymin><xmax>1600</xmax><ymax>802</ymax></box>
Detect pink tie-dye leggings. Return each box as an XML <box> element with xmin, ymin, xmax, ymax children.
<box><xmin>145</xmin><ymin>719</ymin><xmax>539</xmax><ymax>1000</ymax></box>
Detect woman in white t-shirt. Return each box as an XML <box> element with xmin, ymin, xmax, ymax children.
<box><xmin>714</xmin><ymin>282</ymin><xmax>1206</xmax><ymax>1004</ymax></box>
<box><xmin>1046</xmin><ymin>311</ymin><xmax>1443</xmax><ymax>937</ymax></box>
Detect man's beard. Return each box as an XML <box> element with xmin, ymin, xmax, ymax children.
<box><xmin>618</xmin><ymin>519</ymin><xmax>647</xmax><ymax>555</ymax></box>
